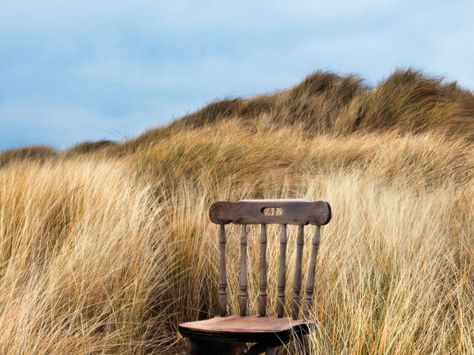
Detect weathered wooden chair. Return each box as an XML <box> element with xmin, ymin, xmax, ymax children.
<box><xmin>179</xmin><ymin>199</ymin><xmax>332</xmax><ymax>354</ymax></box>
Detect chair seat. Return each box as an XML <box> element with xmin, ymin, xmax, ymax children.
<box><xmin>179</xmin><ymin>316</ymin><xmax>313</xmax><ymax>344</ymax></box>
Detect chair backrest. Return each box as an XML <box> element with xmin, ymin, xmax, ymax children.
<box><xmin>209</xmin><ymin>199</ymin><xmax>332</xmax><ymax>320</ymax></box>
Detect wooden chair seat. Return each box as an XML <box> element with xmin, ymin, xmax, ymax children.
<box><xmin>179</xmin><ymin>316</ymin><xmax>312</xmax><ymax>344</ymax></box>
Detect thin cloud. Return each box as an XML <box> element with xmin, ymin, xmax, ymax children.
<box><xmin>0</xmin><ymin>0</ymin><xmax>473</xmax><ymax>150</ymax></box>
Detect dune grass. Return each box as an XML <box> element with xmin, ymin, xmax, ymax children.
<box><xmin>0</xmin><ymin>69</ymin><xmax>473</xmax><ymax>354</ymax></box>
<box><xmin>0</xmin><ymin>146</ymin><xmax>57</xmax><ymax>168</ymax></box>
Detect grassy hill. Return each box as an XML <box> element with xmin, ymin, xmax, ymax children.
<box><xmin>0</xmin><ymin>69</ymin><xmax>473</xmax><ymax>354</ymax></box>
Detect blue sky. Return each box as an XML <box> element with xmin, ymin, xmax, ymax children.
<box><xmin>0</xmin><ymin>0</ymin><xmax>473</xmax><ymax>150</ymax></box>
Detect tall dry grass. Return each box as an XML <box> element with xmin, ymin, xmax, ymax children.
<box><xmin>0</xmin><ymin>69</ymin><xmax>473</xmax><ymax>354</ymax></box>
<box><xmin>114</xmin><ymin>69</ymin><xmax>474</xmax><ymax>155</ymax></box>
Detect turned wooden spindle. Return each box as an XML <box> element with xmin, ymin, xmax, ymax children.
<box><xmin>292</xmin><ymin>224</ymin><xmax>304</xmax><ymax>320</ymax></box>
<box><xmin>277</xmin><ymin>224</ymin><xmax>288</xmax><ymax>318</ymax></box>
<box><xmin>258</xmin><ymin>224</ymin><xmax>268</xmax><ymax>317</ymax></box>
<box><xmin>239</xmin><ymin>224</ymin><xmax>248</xmax><ymax>316</ymax></box>
<box><xmin>218</xmin><ymin>224</ymin><xmax>227</xmax><ymax>316</ymax></box>
<box><xmin>304</xmin><ymin>225</ymin><xmax>321</xmax><ymax>318</ymax></box>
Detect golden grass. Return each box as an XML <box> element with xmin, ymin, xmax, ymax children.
<box><xmin>0</xmin><ymin>146</ymin><xmax>56</xmax><ymax>168</ymax></box>
<box><xmin>0</xmin><ymin>70</ymin><xmax>473</xmax><ymax>354</ymax></box>
<box><xmin>62</xmin><ymin>140</ymin><xmax>117</xmax><ymax>158</ymax></box>
<box><xmin>113</xmin><ymin>69</ymin><xmax>474</xmax><ymax>156</ymax></box>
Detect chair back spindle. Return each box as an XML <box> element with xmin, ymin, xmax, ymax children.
<box><xmin>292</xmin><ymin>225</ymin><xmax>305</xmax><ymax>320</ymax></box>
<box><xmin>277</xmin><ymin>224</ymin><xmax>288</xmax><ymax>318</ymax></box>
<box><xmin>258</xmin><ymin>224</ymin><xmax>268</xmax><ymax>317</ymax></box>
<box><xmin>218</xmin><ymin>224</ymin><xmax>227</xmax><ymax>316</ymax></box>
<box><xmin>239</xmin><ymin>224</ymin><xmax>248</xmax><ymax>316</ymax></box>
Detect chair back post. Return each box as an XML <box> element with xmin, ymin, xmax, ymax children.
<box><xmin>218</xmin><ymin>224</ymin><xmax>227</xmax><ymax>316</ymax></box>
<box><xmin>304</xmin><ymin>225</ymin><xmax>321</xmax><ymax>318</ymax></box>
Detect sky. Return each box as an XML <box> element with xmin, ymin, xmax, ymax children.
<box><xmin>0</xmin><ymin>0</ymin><xmax>473</xmax><ymax>151</ymax></box>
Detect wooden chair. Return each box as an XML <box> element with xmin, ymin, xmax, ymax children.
<box><xmin>179</xmin><ymin>199</ymin><xmax>332</xmax><ymax>354</ymax></box>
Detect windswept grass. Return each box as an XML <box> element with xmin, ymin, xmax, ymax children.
<box><xmin>62</xmin><ymin>140</ymin><xmax>117</xmax><ymax>158</ymax></box>
<box><xmin>112</xmin><ymin>69</ymin><xmax>473</xmax><ymax>156</ymax></box>
<box><xmin>0</xmin><ymin>146</ymin><xmax>56</xmax><ymax>168</ymax></box>
<box><xmin>0</xmin><ymin>69</ymin><xmax>473</xmax><ymax>354</ymax></box>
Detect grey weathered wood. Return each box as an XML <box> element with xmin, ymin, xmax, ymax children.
<box><xmin>210</xmin><ymin>200</ymin><xmax>331</xmax><ymax>226</ymax></box>
<box><xmin>218</xmin><ymin>224</ymin><xmax>227</xmax><ymax>316</ymax></box>
<box><xmin>304</xmin><ymin>226</ymin><xmax>321</xmax><ymax>318</ymax></box>
<box><xmin>239</xmin><ymin>224</ymin><xmax>248</xmax><ymax>317</ymax></box>
<box><xmin>292</xmin><ymin>225</ymin><xmax>304</xmax><ymax>320</ymax></box>
<box><xmin>277</xmin><ymin>224</ymin><xmax>288</xmax><ymax>318</ymax></box>
<box><xmin>258</xmin><ymin>224</ymin><xmax>268</xmax><ymax>317</ymax></box>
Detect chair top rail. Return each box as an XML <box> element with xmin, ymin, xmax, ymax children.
<box><xmin>210</xmin><ymin>199</ymin><xmax>331</xmax><ymax>225</ymax></box>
